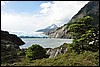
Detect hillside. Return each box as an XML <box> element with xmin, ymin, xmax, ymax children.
<box><xmin>69</xmin><ymin>1</ymin><xmax>99</xmax><ymax>27</ymax></box>
<box><xmin>1</xmin><ymin>30</ymin><xmax>25</xmax><ymax>45</ymax></box>
<box><xmin>1</xmin><ymin>30</ymin><xmax>25</xmax><ymax>63</ymax></box>
<box><xmin>47</xmin><ymin>1</ymin><xmax>99</xmax><ymax>38</ymax></box>
<box><xmin>1</xmin><ymin>48</ymin><xmax>99</xmax><ymax>66</ymax></box>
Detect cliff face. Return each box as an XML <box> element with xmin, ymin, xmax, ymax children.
<box><xmin>1</xmin><ymin>30</ymin><xmax>25</xmax><ymax>63</ymax></box>
<box><xmin>47</xmin><ymin>1</ymin><xmax>99</xmax><ymax>39</ymax></box>
<box><xmin>46</xmin><ymin>25</ymin><xmax>72</xmax><ymax>38</ymax></box>
<box><xmin>69</xmin><ymin>1</ymin><xmax>99</xmax><ymax>27</ymax></box>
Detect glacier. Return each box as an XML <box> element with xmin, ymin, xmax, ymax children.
<box><xmin>9</xmin><ymin>31</ymin><xmax>48</xmax><ymax>38</ymax></box>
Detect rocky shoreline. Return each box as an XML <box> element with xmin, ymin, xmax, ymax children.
<box><xmin>1</xmin><ymin>30</ymin><xmax>68</xmax><ymax>63</ymax></box>
<box><xmin>20</xmin><ymin>43</ymin><xmax>68</xmax><ymax>58</ymax></box>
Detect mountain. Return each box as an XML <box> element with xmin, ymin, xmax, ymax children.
<box><xmin>36</xmin><ymin>24</ymin><xmax>58</xmax><ymax>33</ymax></box>
<box><xmin>69</xmin><ymin>1</ymin><xmax>99</xmax><ymax>27</ymax></box>
<box><xmin>46</xmin><ymin>24</ymin><xmax>58</xmax><ymax>29</ymax></box>
<box><xmin>47</xmin><ymin>1</ymin><xmax>99</xmax><ymax>39</ymax></box>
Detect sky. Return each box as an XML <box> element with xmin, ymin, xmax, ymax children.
<box><xmin>1</xmin><ymin>1</ymin><xmax>89</xmax><ymax>32</ymax></box>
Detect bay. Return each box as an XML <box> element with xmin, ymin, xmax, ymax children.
<box><xmin>20</xmin><ymin>38</ymin><xmax>73</xmax><ymax>49</ymax></box>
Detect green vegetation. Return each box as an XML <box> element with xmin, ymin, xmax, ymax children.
<box><xmin>56</xmin><ymin>23</ymin><xmax>72</xmax><ymax>30</ymax></box>
<box><xmin>17</xmin><ymin>49</ymin><xmax>26</xmax><ymax>56</ymax></box>
<box><xmin>1</xmin><ymin>49</ymin><xmax>99</xmax><ymax>66</ymax></box>
<box><xmin>26</xmin><ymin>44</ymin><xmax>46</xmax><ymax>60</ymax></box>
<box><xmin>1</xmin><ymin>16</ymin><xmax>99</xmax><ymax>66</ymax></box>
<box><xmin>68</xmin><ymin>16</ymin><xmax>99</xmax><ymax>53</ymax></box>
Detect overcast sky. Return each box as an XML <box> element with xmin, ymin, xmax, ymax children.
<box><xmin>1</xmin><ymin>1</ymin><xmax>89</xmax><ymax>32</ymax></box>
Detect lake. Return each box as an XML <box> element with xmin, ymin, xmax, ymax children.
<box><xmin>20</xmin><ymin>38</ymin><xmax>73</xmax><ymax>49</ymax></box>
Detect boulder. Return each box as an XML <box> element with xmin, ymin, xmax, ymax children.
<box><xmin>46</xmin><ymin>47</ymin><xmax>68</xmax><ymax>58</ymax></box>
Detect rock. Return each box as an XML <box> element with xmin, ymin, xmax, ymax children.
<box><xmin>46</xmin><ymin>47</ymin><xmax>68</xmax><ymax>58</ymax></box>
<box><xmin>69</xmin><ymin>1</ymin><xmax>99</xmax><ymax>27</ymax></box>
<box><xmin>1</xmin><ymin>30</ymin><xmax>25</xmax><ymax>63</ymax></box>
<box><xmin>1</xmin><ymin>30</ymin><xmax>25</xmax><ymax>46</ymax></box>
<box><xmin>1</xmin><ymin>40</ymin><xmax>19</xmax><ymax>63</ymax></box>
<box><xmin>47</xmin><ymin>25</ymin><xmax>72</xmax><ymax>39</ymax></box>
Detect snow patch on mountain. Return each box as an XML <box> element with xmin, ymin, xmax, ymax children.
<box><xmin>36</xmin><ymin>24</ymin><xmax>58</xmax><ymax>33</ymax></box>
<box><xmin>46</xmin><ymin>24</ymin><xmax>58</xmax><ymax>29</ymax></box>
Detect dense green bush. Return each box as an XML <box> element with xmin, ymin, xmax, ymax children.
<box><xmin>68</xmin><ymin>16</ymin><xmax>99</xmax><ymax>53</ymax></box>
<box><xmin>26</xmin><ymin>44</ymin><xmax>46</xmax><ymax>60</ymax></box>
<box><xmin>17</xmin><ymin>49</ymin><xmax>26</xmax><ymax>56</ymax></box>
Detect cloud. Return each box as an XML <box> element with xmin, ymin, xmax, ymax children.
<box><xmin>40</xmin><ymin>2</ymin><xmax>52</xmax><ymax>8</ymax></box>
<box><xmin>1</xmin><ymin>12</ymin><xmax>54</xmax><ymax>32</ymax></box>
<box><xmin>40</xmin><ymin>1</ymin><xmax>89</xmax><ymax>25</ymax></box>
<box><xmin>1</xmin><ymin>1</ymin><xmax>89</xmax><ymax>32</ymax></box>
<box><xmin>1</xmin><ymin>1</ymin><xmax>9</xmax><ymax>6</ymax></box>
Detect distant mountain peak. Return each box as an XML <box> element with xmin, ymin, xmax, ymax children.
<box><xmin>36</xmin><ymin>24</ymin><xmax>58</xmax><ymax>33</ymax></box>
<box><xmin>46</xmin><ymin>24</ymin><xmax>58</xmax><ymax>29</ymax></box>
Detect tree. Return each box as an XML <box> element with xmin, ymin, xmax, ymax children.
<box><xmin>26</xmin><ymin>44</ymin><xmax>46</xmax><ymax>60</ymax></box>
<box><xmin>68</xmin><ymin>16</ymin><xmax>99</xmax><ymax>53</ymax></box>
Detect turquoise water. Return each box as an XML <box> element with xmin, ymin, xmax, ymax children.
<box><xmin>20</xmin><ymin>38</ymin><xmax>73</xmax><ymax>49</ymax></box>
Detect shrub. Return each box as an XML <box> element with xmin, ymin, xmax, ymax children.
<box><xmin>17</xmin><ymin>49</ymin><xmax>26</xmax><ymax>56</ymax></box>
<box><xmin>68</xmin><ymin>16</ymin><xmax>99</xmax><ymax>53</ymax></box>
<box><xmin>26</xmin><ymin>44</ymin><xmax>46</xmax><ymax>60</ymax></box>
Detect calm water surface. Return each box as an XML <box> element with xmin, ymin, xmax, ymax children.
<box><xmin>20</xmin><ymin>38</ymin><xmax>73</xmax><ymax>49</ymax></box>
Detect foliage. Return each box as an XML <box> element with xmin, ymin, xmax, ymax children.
<box><xmin>17</xmin><ymin>49</ymin><xmax>26</xmax><ymax>56</ymax></box>
<box><xmin>26</xmin><ymin>44</ymin><xmax>46</xmax><ymax>60</ymax></box>
<box><xmin>68</xmin><ymin>16</ymin><xmax>99</xmax><ymax>53</ymax></box>
<box><xmin>1</xmin><ymin>50</ymin><xmax>99</xmax><ymax>66</ymax></box>
<box><xmin>1</xmin><ymin>43</ymin><xmax>99</xmax><ymax>66</ymax></box>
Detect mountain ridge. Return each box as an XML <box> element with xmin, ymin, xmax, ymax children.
<box><xmin>47</xmin><ymin>1</ymin><xmax>99</xmax><ymax>39</ymax></box>
<box><xmin>36</xmin><ymin>24</ymin><xmax>58</xmax><ymax>33</ymax></box>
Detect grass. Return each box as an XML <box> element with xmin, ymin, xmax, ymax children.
<box><xmin>1</xmin><ymin>50</ymin><xmax>99</xmax><ymax>66</ymax></box>
<box><xmin>1</xmin><ymin>43</ymin><xmax>99</xmax><ymax>66</ymax></box>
